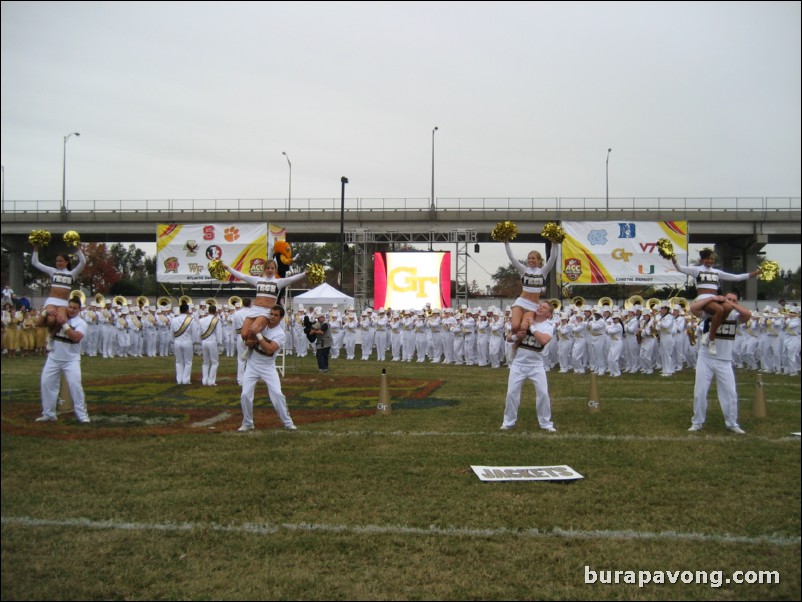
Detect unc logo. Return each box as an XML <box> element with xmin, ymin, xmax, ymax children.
<box><xmin>389</xmin><ymin>267</ymin><xmax>438</xmax><ymax>298</ymax></box>
<box><xmin>587</xmin><ymin>230</ymin><xmax>607</xmax><ymax>246</ymax></box>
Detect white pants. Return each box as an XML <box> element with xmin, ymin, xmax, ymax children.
<box><xmin>201</xmin><ymin>339</ymin><xmax>220</xmax><ymax>385</ymax></box>
<box><xmin>502</xmin><ymin>362</ymin><xmax>554</xmax><ymax>429</ymax></box>
<box><xmin>40</xmin><ymin>358</ymin><xmax>89</xmax><ymax>421</ymax></box>
<box><xmin>691</xmin><ymin>353</ymin><xmax>740</xmax><ymax>429</ymax></box>
<box><xmin>174</xmin><ymin>339</ymin><xmax>194</xmax><ymax>384</ymax></box>
<box><xmin>240</xmin><ymin>359</ymin><xmax>294</xmax><ymax>429</ymax></box>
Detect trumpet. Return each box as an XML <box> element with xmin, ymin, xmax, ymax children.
<box><xmin>69</xmin><ymin>290</ymin><xmax>86</xmax><ymax>305</ymax></box>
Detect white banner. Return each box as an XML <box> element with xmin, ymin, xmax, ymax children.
<box><xmin>471</xmin><ymin>465</ymin><xmax>584</xmax><ymax>482</ymax></box>
<box><xmin>560</xmin><ymin>221</ymin><xmax>688</xmax><ymax>286</ymax></box>
<box><xmin>156</xmin><ymin>223</ymin><xmax>268</xmax><ymax>283</ymax></box>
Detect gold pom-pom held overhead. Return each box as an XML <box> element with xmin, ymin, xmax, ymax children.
<box><xmin>656</xmin><ymin>238</ymin><xmax>676</xmax><ymax>260</ymax></box>
<box><xmin>541</xmin><ymin>222</ymin><xmax>566</xmax><ymax>244</ymax></box>
<box><xmin>28</xmin><ymin>229</ymin><xmax>52</xmax><ymax>246</ymax></box>
<box><xmin>307</xmin><ymin>263</ymin><xmax>326</xmax><ymax>286</ymax></box>
<box><xmin>207</xmin><ymin>259</ymin><xmax>229</xmax><ymax>282</ymax></box>
<box><xmin>63</xmin><ymin>230</ymin><xmax>81</xmax><ymax>247</ymax></box>
<box><xmin>758</xmin><ymin>260</ymin><xmax>780</xmax><ymax>281</ymax></box>
<box><xmin>491</xmin><ymin>221</ymin><xmax>518</xmax><ymax>242</ymax></box>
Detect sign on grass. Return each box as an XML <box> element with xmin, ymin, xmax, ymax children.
<box><xmin>471</xmin><ymin>465</ymin><xmax>584</xmax><ymax>482</ymax></box>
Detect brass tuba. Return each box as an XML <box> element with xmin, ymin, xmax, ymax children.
<box><xmin>669</xmin><ymin>296</ymin><xmax>689</xmax><ymax>312</ymax></box>
<box><xmin>157</xmin><ymin>296</ymin><xmax>173</xmax><ymax>309</ymax></box>
<box><xmin>598</xmin><ymin>296</ymin><xmax>613</xmax><ymax>309</ymax></box>
<box><xmin>549</xmin><ymin>298</ymin><xmax>562</xmax><ymax>311</ymax></box>
<box><xmin>178</xmin><ymin>295</ymin><xmax>193</xmax><ymax>308</ymax></box>
<box><xmin>625</xmin><ymin>295</ymin><xmax>644</xmax><ymax>310</ymax></box>
<box><xmin>136</xmin><ymin>295</ymin><xmax>150</xmax><ymax>309</ymax></box>
<box><xmin>228</xmin><ymin>295</ymin><xmax>243</xmax><ymax>308</ymax></box>
<box><xmin>94</xmin><ymin>293</ymin><xmax>106</xmax><ymax>307</ymax></box>
<box><xmin>647</xmin><ymin>298</ymin><xmax>661</xmax><ymax>311</ymax></box>
<box><xmin>204</xmin><ymin>297</ymin><xmax>217</xmax><ymax>307</ymax></box>
<box><xmin>571</xmin><ymin>296</ymin><xmax>585</xmax><ymax>310</ymax></box>
<box><xmin>69</xmin><ymin>290</ymin><xmax>86</xmax><ymax>305</ymax></box>
<box><xmin>113</xmin><ymin>295</ymin><xmax>129</xmax><ymax>307</ymax></box>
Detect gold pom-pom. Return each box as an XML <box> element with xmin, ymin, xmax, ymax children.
<box><xmin>63</xmin><ymin>231</ymin><xmax>81</xmax><ymax>247</ymax></box>
<box><xmin>491</xmin><ymin>221</ymin><xmax>518</xmax><ymax>242</ymax></box>
<box><xmin>307</xmin><ymin>263</ymin><xmax>325</xmax><ymax>286</ymax></box>
<box><xmin>208</xmin><ymin>259</ymin><xmax>229</xmax><ymax>281</ymax></box>
<box><xmin>656</xmin><ymin>238</ymin><xmax>676</xmax><ymax>260</ymax></box>
<box><xmin>28</xmin><ymin>229</ymin><xmax>52</xmax><ymax>246</ymax></box>
<box><xmin>541</xmin><ymin>222</ymin><xmax>566</xmax><ymax>243</ymax></box>
<box><xmin>758</xmin><ymin>260</ymin><xmax>780</xmax><ymax>281</ymax></box>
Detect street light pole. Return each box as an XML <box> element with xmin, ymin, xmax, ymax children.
<box><xmin>430</xmin><ymin>126</ymin><xmax>438</xmax><ymax>211</ymax></box>
<box><xmin>339</xmin><ymin>177</ymin><xmax>349</xmax><ymax>285</ymax></box>
<box><xmin>606</xmin><ymin>148</ymin><xmax>612</xmax><ymax>212</ymax></box>
<box><xmin>282</xmin><ymin>151</ymin><xmax>292</xmax><ymax>212</ymax></box>
<box><xmin>62</xmin><ymin>132</ymin><xmax>80</xmax><ymax>213</ymax></box>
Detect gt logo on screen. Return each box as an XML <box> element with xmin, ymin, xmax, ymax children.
<box><xmin>389</xmin><ymin>267</ymin><xmax>438</xmax><ymax>298</ymax></box>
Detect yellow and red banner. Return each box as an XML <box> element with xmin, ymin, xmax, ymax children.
<box><xmin>560</xmin><ymin>221</ymin><xmax>688</xmax><ymax>285</ymax></box>
<box><xmin>156</xmin><ymin>223</ymin><xmax>268</xmax><ymax>283</ymax></box>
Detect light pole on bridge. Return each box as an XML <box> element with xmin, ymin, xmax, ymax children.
<box><xmin>62</xmin><ymin>132</ymin><xmax>80</xmax><ymax>214</ymax></box>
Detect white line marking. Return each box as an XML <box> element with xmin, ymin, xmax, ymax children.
<box><xmin>2</xmin><ymin>516</ymin><xmax>797</xmax><ymax>547</ymax></box>
<box><xmin>190</xmin><ymin>412</ymin><xmax>232</xmax><ymax>427</ymax></box>
<box><xmin>254</xmin><ymin>430</ymin><xmax>800</xmax><ymax>444</ymax></box>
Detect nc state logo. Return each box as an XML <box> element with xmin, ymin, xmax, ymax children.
<box><xmin>563</xmin><ymin>258</ymin><xmax>582</xmax><ymax>282</ymax></box>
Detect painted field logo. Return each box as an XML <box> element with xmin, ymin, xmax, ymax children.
<box><xmin>471</xmin><ymin>465</ymin><xmax>584</xmax><ymax>482</ymax></box>
<box><xmin>2</xmin><ymin>374</ymin><xmax>450</xmax><ymax>439</ymax></box>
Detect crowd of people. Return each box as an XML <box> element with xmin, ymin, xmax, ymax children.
<box><xmin>2</xmin><ymin>295</ymin><xmax>800</xmax><ymax>377</ymax></box>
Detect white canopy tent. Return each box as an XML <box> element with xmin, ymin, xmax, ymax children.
<box><xmin>292</xmin><ymin>283</ymin><xmax>354</xmax><ymax>307</ymax></box>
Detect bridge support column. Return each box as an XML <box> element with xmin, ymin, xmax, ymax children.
<box><xmin>1</xmin><ymin>234</ymin><xmax>28</xmax><ymax>296</ymax></box>
<box><xmin>714</xmin><ymin>234</ymin><xmax>766</xmax><ymax>303</ymax></box>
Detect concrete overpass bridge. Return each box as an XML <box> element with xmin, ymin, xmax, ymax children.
<box><xmin>2</xmin><ymin>196</ymin><xmax>799</xmax><ymax>304</ymax></box>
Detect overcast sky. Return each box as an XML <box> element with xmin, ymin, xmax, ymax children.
<box><xmin>1</xmin><ymin>1</ymin><xmax>800</xmax><ymax>285</ymax></box>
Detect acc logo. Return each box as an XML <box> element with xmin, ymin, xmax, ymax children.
<box><xmin>183</xmin><ymin>240</ymin><xmax>199</xmax><ymax>256</ymax></box>
<box><xmin>205</xmin><ymin>245</ymin><xmax>223</xmax><ymax>261</ymax></box>
<box><xmin>587</xmin><ymin>230</ymin><xmax>607</xmax><ymax>245</ymax></box>
<box><xmin>389</xmin><ymin>267</ymin><xmax>437</xmax><ymax>298</ymax></box>
<box><xmin>163</xmin><ymin>257</ymin><xmax>179</xmax><ymax>273</ymax></box>
<box><xmin>224</xmin><ymin>226</ymin><xmax>240</xmax><ymax>242</ymax></box>
<box><xmin>248</xmin><ymin>258</ymin><xmax>266</xmax><ymax>277</ymax></box>
<box><xmin>563</xmin><ymin>258</ymin><xmax>582</xmax><ymax>282</ymax></box>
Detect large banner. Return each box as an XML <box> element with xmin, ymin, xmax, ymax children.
<box><xmin>373</xmin><ymin>252</ymin><xmax>451</xmax><ymax>310</ymax></box>
<box><xmin>157</xmin><ymin>223</ymin><xmax>268</xmax><ymax>283</ymax></box>
<box><xmin>560</xmin><ymin>221</ymin><xmax>688</xmax><ymax>285</ymax></box>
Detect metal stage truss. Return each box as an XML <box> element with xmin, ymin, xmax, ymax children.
<box><xmin>345</xmin><ymin>229</ymin><xmax>477</xmax><ymax>311</ymax></box>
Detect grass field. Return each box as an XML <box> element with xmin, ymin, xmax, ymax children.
<box><xmin>1</xmin><ymin>353</ymin><xmax>800</xmax><ymax>601</ymax></box>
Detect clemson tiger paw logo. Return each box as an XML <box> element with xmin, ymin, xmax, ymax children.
<box><xmin>224</xmin><ymin>227</ymin><xmax>240</xmax><ymax>242</ymax></box>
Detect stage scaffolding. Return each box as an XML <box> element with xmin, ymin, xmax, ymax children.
<box><xmin>345</xmin><ymin>228</ymin><xmax>477</xmax><ymax>311</ymax></box>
